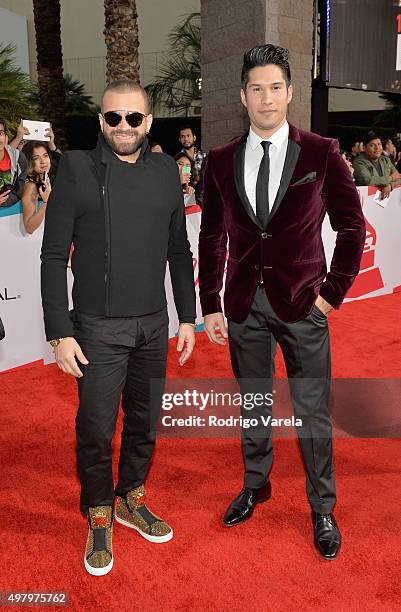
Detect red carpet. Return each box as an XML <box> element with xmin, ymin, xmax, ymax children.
<box><xmin>1</xmin><ymin>293</ymin><xmax>401</xmax><ymax>611</ymax></box>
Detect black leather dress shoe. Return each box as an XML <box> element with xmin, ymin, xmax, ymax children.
<box><xmin>312</xmin><ymin>512</ymin><xmax>342</xmax><ymax>559</ymax></box>
<box><xmin>223</xmin><ymin>481</ymin><xmax>272</xmax><ymax>526</ymax></box>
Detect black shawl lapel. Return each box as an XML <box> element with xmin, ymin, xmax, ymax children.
<box><xmin>267</xmin><ymin>137</ymin><xmax>301</xmax><ymax>225</ymax></box>
<box><xmin>233</xmin><ymin>140</ymin><xmax>263</xmax><ymax>229</ymax></box>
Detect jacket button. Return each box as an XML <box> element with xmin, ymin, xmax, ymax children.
<box><xmin>254</xmin><ymin>264</ymin><xmax>260</xmax><ymax>271</ymax></box>
<box><xmin>261</xmin><ymin>232</ymin><xmax>268</xmax><ymax>239</ymax></box>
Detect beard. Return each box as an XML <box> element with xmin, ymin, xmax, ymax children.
<box><xmin>103</xmin><ymin>129</ymin><xmax>147</xmax><ymax>157</ymax></box>
<box><xmin>181</xmin><ymin>142</ymin><xmax>194</xmax><ymax>150</ymax></box>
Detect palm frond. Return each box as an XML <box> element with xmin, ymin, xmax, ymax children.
<box><xmin>168</xmin><ymin>12</ymin><xmax>201</xmax><ymax>54</ymax></box>
<box><xmin>0</xmin><ymin>44</ymin><xmax>39</xmax><ymax>133</ymax></box>
<box><xmin>145</xmin><ymin>13</ymin><xmax>201</xmax><ymax>116</ymax></box>
<box><xmin>64</xmin><ymin>73</ymin><xmax>98</xmax><ymax>117</ymax></box>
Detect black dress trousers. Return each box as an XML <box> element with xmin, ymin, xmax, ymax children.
<box><xmin>228</xmin><ymin>286</ymin><xmax>335</xmax><ymax>514</ymax></box>
<box><xmin>72</xmin><ymin>308</ymin><xmax>168</xmax><ymax>514</ymax></box>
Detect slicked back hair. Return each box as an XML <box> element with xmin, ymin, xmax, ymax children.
<box><xmin>101</xmin><ymin>80</ymin><xmax>150</xmax><ymax>113</ymax></box>
<box><xmin>241</xmin><ymin>44</ymin><xmax>291</xmax><ymax>90</ymax></box>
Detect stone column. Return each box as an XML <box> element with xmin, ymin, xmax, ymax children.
<box><xmin>201</xmin><ymin>0</ymin><xmax>314</xmax><ymax>150</ymax></box>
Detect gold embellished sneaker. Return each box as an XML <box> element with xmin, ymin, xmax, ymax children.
<box><xmin>84</xmin><ymin>505</ymin><xmax>114</xmax><ymax>576</ymax></box>
<box><xmin>115</xmin><ymin>485</ymin><xmax>173</xmax><ymax>543</ymax></box>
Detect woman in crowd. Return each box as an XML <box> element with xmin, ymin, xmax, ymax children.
<box><xmin>174</xmin><ymin>151</ymin><xmax>195</xmax><ymax>195</ymax></box>
<box><xmin>382</xmin><ymin>138</ymin><xmax>401</xmax><ymax>167</ymax></box>
<box><xmin>340</xmin><ymin>149</ymin><xmax>355</xmax><ymax>178</ymax></box>
<box><xmin>21</xmin><ymin>141</ymin><xmax>53</xmax><ymax>234</ymax></box>
<box><xmin>21</xmin><ymin>125</ymin><xmax>61</xmax><ymax>234</ymax></box>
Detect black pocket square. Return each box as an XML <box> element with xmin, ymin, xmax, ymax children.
<box><xmin>291</xmin><ymin>171</ymin><xmax>317</xmax><ymax>186</ymax></box>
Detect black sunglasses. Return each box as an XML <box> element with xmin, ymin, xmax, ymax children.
<box><xmin>103</xmin><ymin>111</ymin><xmax>149</xmax><ymax>128</ymax></box>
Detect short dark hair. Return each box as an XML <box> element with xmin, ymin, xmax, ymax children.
<box><xmin>101</xmin><ymin>80</ymin><xmax>149</xmax><ymax>113</ymax></box>
<box><xmin>174</xmin><ymin>151</ymin><xmax>192</xmax><ymax>163</ymax></box>
<box><xmin>0</xmin><ymin>117</ymin><xmax>7</xmax><ymax>132</ymax></box>
<box><xmin>241</xmin><ymin>44</ymin><xmax>291</xmax><ymax>90</ymax></box>
<box><xmin>363</xmin><ymin>131</ymin><xmax>381</xmax><ymax>147</ymax></box>
<box><xmin>179</xmin><ymin>125</ymin><xmax>195</xmax><ymax>136</ymax></box>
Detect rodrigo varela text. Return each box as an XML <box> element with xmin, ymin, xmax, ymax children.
<box><xmin>162</xmin><ymin>415</ymin><xmax>303</xmax><ymax>428</ymax></box>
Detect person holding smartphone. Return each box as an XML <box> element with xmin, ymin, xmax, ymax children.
<box><xmin>0</xmin><ymin>117</ymin><xmax>27</xmax><ymax>208</ymax></box>
<box><xmin>174</xmin><ymin>151</ymin><xmax>195</xmax><ymax>194</ymax></box>
<box><xmin>21</xmin><ymin>141</ymin><xmax>54</xmax><ymax>234</ymax></box>
<box><xmin>10</xmin><ymin>120</ymin><xmax>61</xmax><ymax>160</ymax></box>
<box><xmin>0</xmin><ymin>315</ymin><xmax>4</xmax><ymax>341</ymax></box>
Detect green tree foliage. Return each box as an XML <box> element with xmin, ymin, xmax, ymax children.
<box><xmin>64</xmin><ymin>74</ymin><xmax>98</xmax><ymax>117</ymax></box>
<box><xmin>146</xmin><ymin>12</ymin><xmax>201</xmax><ymax>116</ymax></box>
<box><xmin>0</xmin><ymin>44</ymin><xmax>38</xmax><ymax>135</ymax></box>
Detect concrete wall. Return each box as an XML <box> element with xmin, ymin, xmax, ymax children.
<box><xmin>201</xmin><ymin>0</ymin><xmax>315</xmax><ymax>149</ymax></box>
<box><xmin>0</xmin><ymin>0</ymin><xmax>386</xmax><ymax>125</ymax></box>
<box><xmin>329</xmin><ymin>88</ymin><xmax>386</xmax><ymax>112</ymax></box>
<box><xmin>0</xmin><ymin>7</ymin><xmax>29</xmax><ymax>73</ymax></box>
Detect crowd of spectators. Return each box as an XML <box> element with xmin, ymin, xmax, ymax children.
<box><xmin>3</xmin><ymin>114</ymin><xmax>399</xmax><ymax>236</ymax></box>
<box><xmin>0</xmin><ymin>118</ymin><xmax>62</xmax><ymax>232</ymax></box>
<box><xmin>0</xmin><ymin>119</ymin><xmax>207</xmax><ymax>235</ymax></box>
<box><xmin>0</xmin><ymin>118</ymin><xmax>27</xmax><ymax>209</ymax></box>
<box><xmin>342</xmin><ymin>131</ymin><xmax>401</xmax><ymax>200</ymax></box>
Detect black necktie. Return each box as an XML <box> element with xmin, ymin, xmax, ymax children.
<box><xmin>256</xmin><ymin>140</ymin><xmax>271</xmax><ymax>227</ymax></box>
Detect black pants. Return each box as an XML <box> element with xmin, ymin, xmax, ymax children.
<box><xmin>228</xmin><ymin>287</ymin><xmax>335</xmax><ymax>514</ymax></box>
<box><xmin>72</xmin><ymin>309</ymin><xmax>168</xmax><ymax>514</ymax></box>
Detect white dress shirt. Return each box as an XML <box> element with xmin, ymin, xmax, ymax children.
<box><xmin>244</xmin><ymin>121</ymin><xmax>289</xmax><ymax>214</ymax></box>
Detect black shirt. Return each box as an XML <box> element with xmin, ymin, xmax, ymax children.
<box><xmin>41</xmin><ymin>134</ymin><xmax>196</xmax><ymax>340</ymax></box>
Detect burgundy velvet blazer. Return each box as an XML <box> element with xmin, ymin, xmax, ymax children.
<box><xmin>198</xmin><ymin>123</ymin><xmax>366</xmax><ymax>323</ymax></box>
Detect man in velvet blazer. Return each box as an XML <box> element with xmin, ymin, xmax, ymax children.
<box><xmin>198</xmin><ymin>44</ymin><xmax>365</xmax><ymax>560</ymax></box>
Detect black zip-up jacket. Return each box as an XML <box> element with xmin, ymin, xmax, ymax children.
<box><xmin>41</xmin><ymin>134</ymin><xmax>196</xmax><ymax>341</ymax></box>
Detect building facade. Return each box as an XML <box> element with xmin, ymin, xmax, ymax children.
<box><xmin>0</xmin><ymin>0</ymin><xmax>199</xmax><ymax>107</ymax></box>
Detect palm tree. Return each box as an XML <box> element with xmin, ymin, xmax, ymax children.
<box><xmin>146</xmin><ymin>12</ymin><xmax>201</xmax><ymax>116</ymax></box>
<box><xmin>64</xmin><ymin>74</ymin><xmax>98</xmax><ymax>117</ymax></box>
<box><xmin>32</xmin><ymin>0</ymin><xmax>67</xmax><ymax>147</ymax></box>
<box><xmin>0</xmin><ymin>44</ymin><xmax>38</xmax><ymax>134</ymax></box>
<box><xmin>104</xmin><ymin>0</ymin><xmax>140</xmax><ymax>84</ymax></box>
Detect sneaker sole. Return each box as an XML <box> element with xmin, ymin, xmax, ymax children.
<box><xmin>84</xmin><ymin>555</ymin><xmax>113</xmax><ymax>576</ymax></box>
<box><xmin>115</xmin><ymin>515</ymin><xmax>173</xmax><ymax>543</ymax></box>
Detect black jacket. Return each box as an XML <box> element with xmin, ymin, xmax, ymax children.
<box><xmin>41</xmin><ymin>134</ymin><xmax>196</xmax><ymax>340</ymax></box>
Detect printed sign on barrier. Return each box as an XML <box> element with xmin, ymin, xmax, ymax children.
<box><xmin>1</xmin><ymin>188</ymin><xmax>400</xmax><ymax>372</ymax></box>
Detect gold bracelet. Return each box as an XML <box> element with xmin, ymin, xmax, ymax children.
<box><xmin>49</xmin><ymin>337</ymin><xmax>66</xmax><ymax>348</ymax></box>
<box><xmin>181</xmin><ymin>322</ymin><xmax>196</xmax><ymax>328</ymax></box>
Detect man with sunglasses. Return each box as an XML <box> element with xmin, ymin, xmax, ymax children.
<box><xmin>0</xmin><ymin>117</ymin><xmax>27</xmax><ymax>208</ymax></box>
<box><xmin>41</xmin><ymin>81</ymin><xmax>196</xmax><ymax>576</ymax></box>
